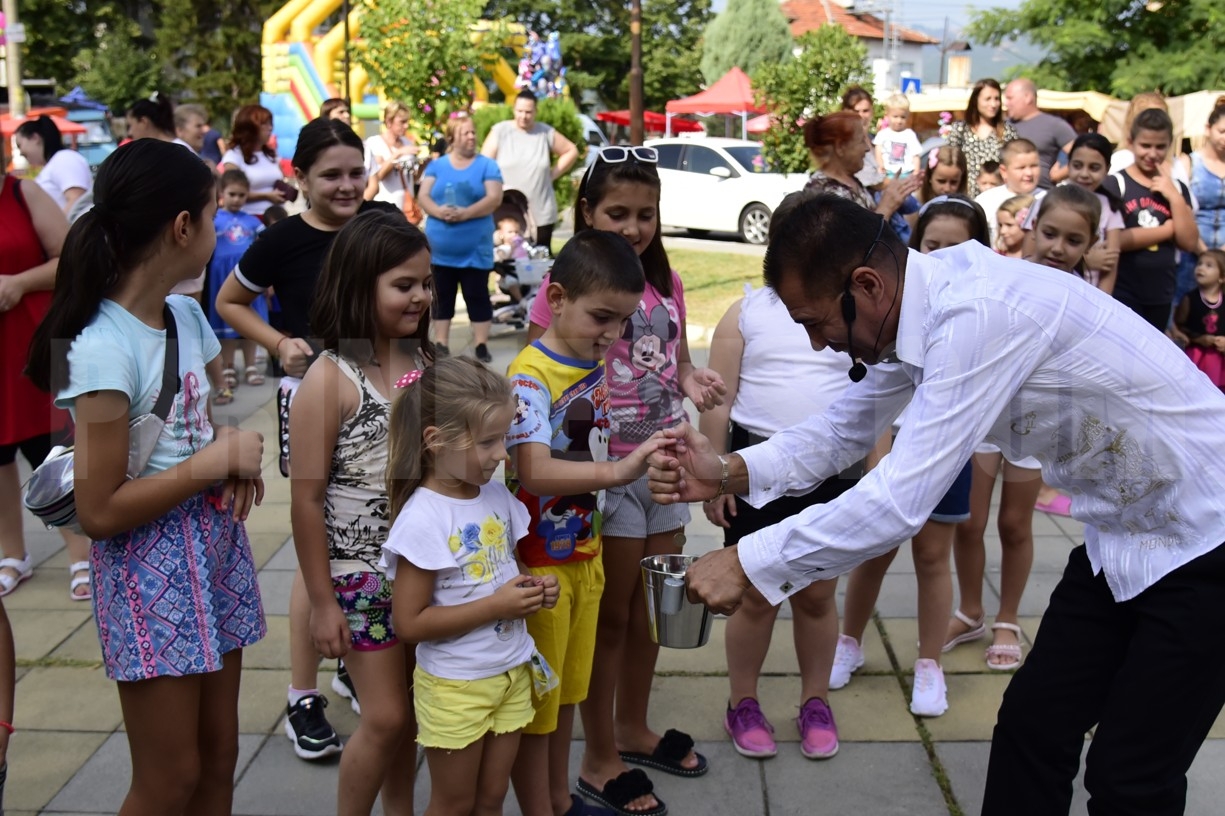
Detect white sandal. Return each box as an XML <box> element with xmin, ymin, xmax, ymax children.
<box><xmin>0</xmin><ymin>555</ymin><xmax>33</xmax><ymax>598</ymax></box>
<box><xmin>69</xmin><ymin>561</ymin><xmax>92</xmax><ymax>602</ymax></box>
<box><xmin>985</xmin><ymin>622</ymin><xmax>1024</xmax><ymax>671</ymax></box>
<box><xmin>942</xmin><ymin>609</ymin><xmax>987</xmax><ymax>653</ymax></box>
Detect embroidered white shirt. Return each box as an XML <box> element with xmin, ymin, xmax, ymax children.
<box><xmin>737</xmin><ymin>241</ymin><xmax>1225</xmax><ymax>605</ymax></box>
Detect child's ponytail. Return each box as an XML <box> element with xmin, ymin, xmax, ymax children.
<box><xmin>26</xmin><ymin>140</ymin><xmax>215</xmax><ymax>394</ymax></box>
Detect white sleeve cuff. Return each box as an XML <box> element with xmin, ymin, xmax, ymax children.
<box><xmin>738</xmin><ymin>526</ymin><xmax>810</xmax><ymax>606</ymax></box>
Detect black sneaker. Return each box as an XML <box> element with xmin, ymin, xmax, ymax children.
<box><xmin>475</xmin><ymin>343</ymin><xmax>493</xmax><ymax>364</ymax></box>
<box><xmin>284</xmin><ymin>694</ymin><xmax>342</xmax><ymax>760</ymax></box>
<box><xmin>331</xmin><ymin>661</ymin><xmax>361</xmax><ymax>716</ymax></box>
<box><xmin>434</xmin><ymin>342</ymin><xmax>450</xmax><ymax>358</ymax></box>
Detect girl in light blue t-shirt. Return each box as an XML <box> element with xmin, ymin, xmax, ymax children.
<box><xmin>26</xmin><ymin>139</ymin><xmax>267</xmax><ymax>814</ymax></box>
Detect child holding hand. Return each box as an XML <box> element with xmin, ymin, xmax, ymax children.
<box><xmin>386</xmin><ymin>358</ymin><xmax>559</xmax><ymax>816</ymax></box>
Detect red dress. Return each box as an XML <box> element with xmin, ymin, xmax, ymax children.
<box><xmin>0</xmin><ymin>174</ymin><xmax>67</xmax><ymax>446</ymax></box>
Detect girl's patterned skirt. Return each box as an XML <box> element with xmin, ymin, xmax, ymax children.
<box><xmin>91</xmin><ymin>488</ymin><xmax>267</xmax><ymax>681</ymax></box>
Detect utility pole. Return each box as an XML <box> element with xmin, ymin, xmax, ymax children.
<box><xmin>629</xmin><ymin>0</ymin><xmax>643</xmax><ymax>145</ymax></box>
<box><xmin>342</xmin><ymin>0</ymin><xmax>351</xmax><ymax>109</ymax></box>
<box><xmin>2</xmin><ymin>0</ymin><xmax>25</xmax><ymax>118</ymax></box>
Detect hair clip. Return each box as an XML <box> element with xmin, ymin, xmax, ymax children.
<box><xmin>928</xmin><ymin>149</ymin><xmax>941</xmax><ymax>169</ymax></box>
<box><xmin>395</xmin><ymin>369</ymin><xmax>424</xmax><ymax>389</ymax></box>
<box><xmin>1016</xmin><ymin>206</ymin><xmax>1031</xmax><ymax>225</ymax></box>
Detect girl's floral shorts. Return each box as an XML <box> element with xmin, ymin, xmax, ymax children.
<box><xmin>332</xmin><ymin>571</ymin><xmax>398</xmax><ymax>651</ymax></box>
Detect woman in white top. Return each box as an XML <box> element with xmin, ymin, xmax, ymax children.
<box><xmin>363</xmin><ymin>101</ymin><xmax>424</xmax><ymax>210</ymax></box>
<box><xmin>220</xmin><ymin>104</ymin><xmax>285</xmax><ymax>218</ymax></box>
<box><xmin>13</xmin><ymin>116</ymin><xmax>93</xmax><ymax>214</ymax></box>
<box><xmin>699</xmin><ymin>277</ymin><xmax>862</xmax><ymax>762</ymax></box>
<box><xmin>480</xmin><ymin>89</ymin><xmax>579</xmax><ymax>250</ymax></box>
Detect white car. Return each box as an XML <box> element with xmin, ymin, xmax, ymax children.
<box><xmin>646</xmin><ymin>137</ymin><xmax>809</xmax><ymax>245</ymax></box>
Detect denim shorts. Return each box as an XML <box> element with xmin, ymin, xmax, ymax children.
<box><xmin>930</xmin><ymin>460</ymin><xmax>974</xmax><ymax>524</ymax></box>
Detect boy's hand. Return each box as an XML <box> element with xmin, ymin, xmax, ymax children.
<box><xmin>311</xmin><ymin>602</ymin><xmax>351</xmax><ymax>659</ymax></box>
<box><xmin>682</xmin><ymin>367</ymin><xmax>727</xmax><ymax>412</ymax></box>
<box><xmin>537</xmin><ymin>574</ymin><xmax>560</xmax><ymax>609</ymax></box>
<box><xmin>614</xmin><ymin>433</ymin><xmax>667</xmax><ymax>484</ymax></box>
<box><xmin>493</xmin><ymin>578</ymin><xmax>546</xmax><ymax>619</ymax></box>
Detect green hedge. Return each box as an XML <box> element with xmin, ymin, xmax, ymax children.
<box><xmin>474</xmin><ymin>97</ymin><xmax>584</xmax><ymax>214</ymax></box>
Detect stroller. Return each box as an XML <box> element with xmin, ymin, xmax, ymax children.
<box><xmin>491</xmin><ymin>190</ymin><xmax>553</xmax><ymax>329</ymax></box>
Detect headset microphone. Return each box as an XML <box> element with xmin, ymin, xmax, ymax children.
<box><xmin>840</xmin><ymin>285</ymin><xmax>867</xmax><ymax>382</ymax></box>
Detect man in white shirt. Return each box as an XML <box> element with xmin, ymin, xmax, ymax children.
<box><xmin>647</xmin><ymin>193</ymin><xmax>1225</xmax><ymax>815</ymax></box>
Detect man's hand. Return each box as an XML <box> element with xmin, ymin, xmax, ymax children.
<box><xmin>646</xmin><ymin>424</ymin><xmax>722</xmax><ymax>505</ymax></box>
<box><xmin>684</xmin><ymin>546</ymin><xmax>752</xmax><ymax>615</ymax></box>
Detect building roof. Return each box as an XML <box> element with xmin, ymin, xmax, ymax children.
<box><xmin>780</xmin><ymin>0</ymin><xmax>939</xmax><ymax>46</ymax></box>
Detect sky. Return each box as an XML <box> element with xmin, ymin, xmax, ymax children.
<box><xmin>710</xmin><ymin>0</ymin><xmax>1039</xmax><ymax>81</ymax></box>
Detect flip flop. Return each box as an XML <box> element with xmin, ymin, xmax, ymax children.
<box><xmin>619</xmin><ymin>729</ymin><xmax>709</xmax><ymax>778</ymax></box>
<box><xmin>576</xmin><ymin>770</ymin><xmax>666</xmax><ymax>816</ymax></box>
<box><xmin>1035</xmin><ymin>493</ymin><xmax>1072</xmax><ymax>516</ymax></box>
<box><xmin>986</xmin><ymin>622</ymin><xmax>1024</xmax><ymax>671</ymax></box>
<box><xmin>943</xmin><ymin>609</ymin><xmax>987</xmax><ymax>653</ymax></box>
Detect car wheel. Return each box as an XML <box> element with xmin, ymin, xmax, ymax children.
<box><xmin>687</xmin><ymin>228</ymin><xmax>712</xmax><ymax>238</ymax></box>
<box><xmin>740</xmin><ymin>204</ymin><xmax>771</xmax><ymax>245</ymax></box>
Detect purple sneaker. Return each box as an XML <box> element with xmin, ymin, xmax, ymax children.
<box><xmin>724</xmin><ymin>697</ymin><xmax>777</xmax><ymax>758</ymax></box>
<box><xmin>796</xmin><ymin>697</ymin><xmax>839</xmax><ymax>759</ymax></box>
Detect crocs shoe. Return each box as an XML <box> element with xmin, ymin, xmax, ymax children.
<box><xmin>796</xmin><ymin>697</ymin><xmax>839</xmax><ymax>759</ymax></box>
<box><xmin>829</xmin><ymin>634</ymin><xmax>864</xmax><ymax>690</ymax></box>
<box><xmin>909</xmin><ymin>658</ymin><xmax>948</xmax><ymax>717</ymax></box>
<box><xmin>724</xmin><ymin>697</ymin><xmax>777</xmax><ymax>758</ymax></box>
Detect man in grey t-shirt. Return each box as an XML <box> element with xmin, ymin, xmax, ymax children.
<box><xmin>1004</xmin><ymin>78</ymin><xmax>1077</xmax><ymax>190</ymax></box>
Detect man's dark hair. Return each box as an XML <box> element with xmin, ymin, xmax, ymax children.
<box><xmin>763</xmin><ymin>194</ymin><xmax>905</xmax><ymax>300</ymax></box>
<box><xmin>550</xmin><ymin>230</ymin><xmax>646</xmax><ymax>300</ymax></box>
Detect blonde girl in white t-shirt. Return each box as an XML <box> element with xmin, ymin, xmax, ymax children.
<box><xmin>383</xmin><ymin>358</ymin><xmax>559</xmax><ymax>816</ymax></box>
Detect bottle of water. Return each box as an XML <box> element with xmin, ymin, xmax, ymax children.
<box><xmin>443</xmin><ymin>183</ymin><xmax>458</xmax><ymax>208</ymax></box>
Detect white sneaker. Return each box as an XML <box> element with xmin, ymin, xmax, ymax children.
<box><xmin>910</xmin><ymin>658</ymin><xmax>948</xmax><ymax>717</ymax></box>
<box><xmin>829</xmin><ymin>634</ymin><xmax>865</xmax><ymax>690</ymax></box>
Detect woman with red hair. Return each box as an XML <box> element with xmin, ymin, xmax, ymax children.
<box><xmin>803</xmin><ymin>111</ymin><xmax>917</xmax><ymax>219</ymax></box>
<box><xmin>220</xmin><ymin>105</ymin><xmax>286</xmax><ymax>219</ymax></box>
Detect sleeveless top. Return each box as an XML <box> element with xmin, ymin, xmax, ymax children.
<box><xmin>729</xmin><ymin>285</ymin><xmax>852</xmax><ymax>437</ymax></box>
<box><xmin>1190</xmin><ymin>153</ymin><xmax>1225</xmax><ymax>251</ymax></box>
<box><xmin>0</xmin><ymin>175</ymin><xmax>67</xmax><ymax>445</ymax></box>
<box><xmin>323</xmin><ymin>351</ymin><xmax>392</xmax><ymax>575</ymax></box>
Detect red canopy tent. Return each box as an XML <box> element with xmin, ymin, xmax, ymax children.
<box><xmin>595</xmin><ymin>110</ymin><xmax>703</xmax><ymax>134</ymax></box>
<box><xmin>664</xmin><ymin>66</ymin><xmax>765</xmax><ymax>138</ymax></box>
<box><xmin>0</xmin><ymin>108</ymin><xmax>88</xmax><ymax>140</ymax></box>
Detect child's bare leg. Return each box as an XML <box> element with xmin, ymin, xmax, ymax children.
<box><xmin>840</xmin><ymin>548</ymin><xmax>897</xmax><ymax>643</ymax></box>
<box><xmin>791</xmin><ymin>579</ymin><xmax>839</xmax><ymax>704</ymax></box>
<box><xmin>912</xmin><ymin>521</ymin><xmax>955</xmax><ymax>662</ymax></box>
<box><xmin>473</xmin><ymin>730</ymin><xmax>523</xmax><ymax>816</ymax></box>
<box><xmin>289</xmin><ymin>570</ymin><xmax>321</xmax><ymax>692</ymax></box>
<box><xmin>185</xmin><ymin>652</ymin><xmax>244</xmax><ymax>816</ymax></box>
<box><xmin>424</xmin><ymin>741</ymin><xmax>484</xmax><ymax>816</ymax></box>
<box><xmin>336</xmin><ymin>645</ymin><xmax>413</xmax><ymax>816</ymax></box>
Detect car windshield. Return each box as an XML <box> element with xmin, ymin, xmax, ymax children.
<box><xmin>77</xmin><ymin>120</ymin><xmax>114</xmax><ymax>146</ymax></box>
<box><xmin>724</xmin><ymin>146</ymin><xmax>775</xmax><ymax>174</ymax></box>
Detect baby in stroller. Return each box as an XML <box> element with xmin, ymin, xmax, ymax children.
<box><xmin>492</xmin><ymin>190</ymin><xmax>553</xmax><ymax>328</ymax></box>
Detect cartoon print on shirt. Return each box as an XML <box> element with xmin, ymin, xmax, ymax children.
<box><xmin>610</xmin><ymin>303</ymin><xmax>678</xmax><ymax>443</ymax></box>
<box><xmin>538</xmin><ymin>398</ymin><xmax>606</xmax><ymax>559</ymax></box>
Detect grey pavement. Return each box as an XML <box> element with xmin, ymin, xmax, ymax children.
<box><xmin>9</xmin><ymin>324</ymin><xmax>1225</xmax><ymax>815</ymax></box>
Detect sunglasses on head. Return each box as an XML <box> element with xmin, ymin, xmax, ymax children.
<box><xmin>595</xmin><ymin>146</ymin><xmax>659</xmax><ymax>165</ymax></box>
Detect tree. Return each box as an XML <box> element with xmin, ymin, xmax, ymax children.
<box><xmin>754</xmin><ymin>25</ymin><xmax>871</xmax><ymax>174</ymax></box>
<box><xmin>699</xmin><ymin>0</ymin><xmax>792</xmax><ymax>85</ymax></box>
<box><xmin>358</xmin><ymin>0</ymin><xmax>488</xmax><ymax>134</ymax></box>
<box><xmin>481</xmin><ymin>0</ymin><xmax>711</xmax><ymax>109</ymax></box>
<box><xmin>155</xmin><ymin>0</ymin><xmax>280</xmax><ymax>125</ymax></box>
<box><xmin>967</xmin><ymin>0</ymin><xmax>1225</xmax><ymax>97</ymax></box>
<box><xmin>70</xmin><ymin>22</ymin><xmax>161</xmax><ymax>113</ymax></box>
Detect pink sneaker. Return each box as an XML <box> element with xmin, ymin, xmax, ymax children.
<box><xmin>724</xmin><ymin>697</ymin><xmax>777</xmax><ymax>758</ymax></box>
<box><xmin>796</xmin><ymin>697</ymin><xmax>839</xmax><ymax>759</ymax></box>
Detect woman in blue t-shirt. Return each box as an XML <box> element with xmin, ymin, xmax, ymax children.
<box><xmin>418</xmin><ymin>115</ymin><xmax>503</xmax><ymax>363</ymax></box>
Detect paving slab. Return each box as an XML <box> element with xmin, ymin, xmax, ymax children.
<box><xmin>764</xmin><ymin>742</ymin><xmax>948</xmax><ymax>815</ymax></box>
<box><xmin>15</xmin><ymin>667</ymin><xmax>120</xmax><ymax>732</ymax></box>
<box><xmin>242</xmin><ymin>614</ymin><xmax>291</xmax><ymax>671</ymax></box>
<box><xmin>264</xmin><ymin>538</ymin><xmax>301</xmax><ymax>571</ymax></box>
<box><xmin>44</xmin><ymin>732</ymin><xmax>264</xmax><ymax>814</ymax></box>
<box><xmin>919</xmin><ymin>674</ymin><xmax>1013</xmax><ymax>742</ymax></box>
<box><xmin>233</xmin><ymin>729</ymin><xmax>378</xmax><ymax>816</ymax></box>
<box><xmin>46</xmin><ymin>620</ymin><xmax>103</xmax><ymax>664</ymax></box>
<box><xmin>248</xmin><ymin>531</ymin><xmax>292</xmax><ymax>571</ymax></box>
<box><xmin>6</xmin><ymin>609</ymin><xmax>92</xmax><ymax>662</ymax></box>
<box><xmin>256</xmin><ymin>568</ymin><xmax>295</xmax><ymax>617</ymax></box>
<box><xmin>4</xmin><ymin>730</ymin><xmax>110</xmax><ymax>813</ymax></box>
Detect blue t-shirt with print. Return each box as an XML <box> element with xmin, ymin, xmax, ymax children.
<box><xmin>56</xmin><ymin>295</ymin><xmax>221</xmax><ymax>476</ymax></box>
<box><xmin>423</xmin><ymin>154</ymin><xmax>502</xmax><ymax>269</ymax></box>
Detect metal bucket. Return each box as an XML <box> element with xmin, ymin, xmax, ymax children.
<box><xmin>641</xmin><ymin>554</ymin><xmax>712</xmax><ymax>649</ymax></box>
